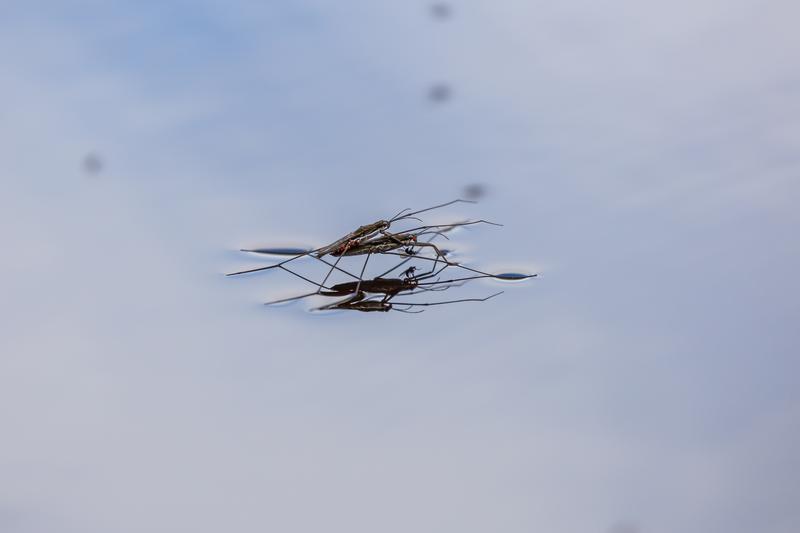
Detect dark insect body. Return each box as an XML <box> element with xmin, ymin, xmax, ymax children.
<box><xmin>315</xmin><ymin>220</ymin><xmax>390</xmax><ymax>258</ymax></box>
<box><xmin>323</xmin><ymin>277</ymin><xmax>415</xmax><ymax>297</ymax></box>
<box><xmin>317</xmin><ymin>291</ymin><xmax>504</xmax><ymax>314</ymax></box>
<box><xmin>264</xmin><ymin>259</ymin><xmax>450</xmax><ymax>306</ymax></box>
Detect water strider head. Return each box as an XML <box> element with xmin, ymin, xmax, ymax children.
<box><xmin>402</xmin><ymin>266</ymin><xmax>418</xmax><ymax>278</ymax></box>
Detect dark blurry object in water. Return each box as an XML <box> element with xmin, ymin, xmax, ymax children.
<box><xmin>83</xmin><ymin>153</ymin><xmax>103</xmax><ymax>176</ymax></box>
<box><xmin>427</xmin><ymin>83</ymin><xmax>453</xmax><ymax>104</ymax></box>
<box><xmin>463</xmin><ymin>183</ymin><xmax>487</xmax><ymax>200</ymax></box>
<box><xmin>429</xmin><ymin>2</ymin><xmax>453</xmax><ymax>20</ymax></box>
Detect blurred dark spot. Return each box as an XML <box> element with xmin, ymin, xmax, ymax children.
<box><xmin>463</xmin><ymin>183</ymin><xmax>487</xmax><ymax>199</ymax></box>
<box><xmin>427</xmin><ymin>83</ymin><xmax>453</xmax><ymax>104</ymax></box>
<box><xmin>430</xmin><ymin>2</ymin><xmax>453</xmax><ymax>20</ymax></box>
<box><xmin>83</xmin><ymin>153</ymin><xmax>103</xmax><ymax>176</ymax></box>
<box><xmin>608</xmin><ymin>522</ymin><xmax>641</xmax><ymax>533</ymax></box>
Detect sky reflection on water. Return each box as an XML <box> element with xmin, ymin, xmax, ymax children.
<box><xmin>1</xmin><ymin>1</ymin><xmax>799</xmax><ymax>532</ymax></box>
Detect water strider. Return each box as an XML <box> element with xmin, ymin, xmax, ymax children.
<box><xmin>227</xmin><ymin>199</ymin><xmax>536</xmax><ymax>314</ymax></box>
<box><xmin>227</xmin><ymin>199</ymin><xmax>478</xmax><ymax>277</ymax></box>
<box><xmin>314</xmin><ymin>290</ymin><xmax>505</xmax><ymax>314</ymax></box>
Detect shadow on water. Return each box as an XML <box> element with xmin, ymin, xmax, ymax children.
<box><xmin>496</xmin><ymin>272</ymin><xmax>537</xmax><ymax>282</ymax></box>
<box><xmin>241</xmin><ymin>247</ymin><xmax>313</xmax><ymax>256</ymax></box>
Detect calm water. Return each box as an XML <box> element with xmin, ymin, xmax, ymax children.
<box><xmin>2</xmin><ymin>2</ymin><xmax>799</xmax><ymax>532</ymax></box>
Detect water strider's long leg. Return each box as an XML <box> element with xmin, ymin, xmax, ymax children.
<box><xmin>389</xmin><ymin>199</ymin><xmax>476</xmax><ymax>223</ymax></box>
<box><xmin>231</xmin><ymin>220</ymin><xmax>385</xmax><ymax>277</ymax></box>
<box><xmin>417</xmin><ymin>273</ymin><xmax>537</xmax><ymax>287</ymax></box>
<box><xmin>400</xmin><ymin>241</ymin><xmax>450</xmax><ymax>271</ymax></box>
<box><xmin>311</xmin><ymin>255</ymin><xmax>362</xmax><ymax>280</ymax></box>
<box><xmin>375</xmin><ymin>233</ymin><xmax>446</xmax><ymax>278</ymax></box>
<box><xmin>312</xmin><ymin>254</ymin><xmax>372</xmax><ymax>309</ymax></box>
<box><xmin>264</xmin><ymin>291</ymin><xmax>321</xmax><ymax>306</ymax></box>
<box><xmin>398</xmin><ymin>219</ymin><xmax>503</xmax><ymax>235</ymax></box>
<box><xmin>229</xmin><ymin>199</ymin><xmax>482</xmax><ymax>277</ymax></box>
<box><xmin>379</xmin><ymin>282</ymin><xmax>453</xmax><ymax>304</ymax></box>
<box><xmin>379</xmin><ymin>251</ymin><xmax>514</xmax><ymax>278</ymax></box>
<box><xmin>278</xmin><ymin>265</ymin><xmax>334</xmax><ymax>289</ymax></box>
<box><xmin>389</xmin><ymin>292</ymin><xmax>504</xmax><ymax>307</ymax></box>
<box><xmin>352</xmin><ymin>252</ymin><xmax>372</xmax><ymax>295</ymax></box>
<box><xmin>316</xmin><ymin>253</ymin><xmax>346</xmax><ymax>294</ymax></box>
<box><xmin>393</xmin><ymin>306</ymin><xmax>425</xmax><ymax>314</ymax></box>
<box><xmin>226</xmin><ymin>245</ymin><xmax>329</xmax><ymax>276</ymax></box>
<box><xmin>230</xmin><ymin>247</ymin><xmax>363</xmax><ymax>281</ymax></box>
<box><xmin>262</xmin><ymin>266</ymin><xmax>342</xmax><ymax>306</ymax></box>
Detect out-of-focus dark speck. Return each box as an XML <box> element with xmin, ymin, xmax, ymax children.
<box><xmin>463</xmin><ymin>183</ymin><xmax>487</xmax><ymax>199</ymax></box>
<box><xmin>430</xmin><ymin>2</ymin><xmax>453</xmax><ymax>20</ymax></box>
<box><xmin>427</xmin><ymin>83</ymin><xmax>453</xmax><ymax>104</ymax></box>
<box><xmin>608</xmin><ymin>522</ymin><xmax>641</xmax><ymax>533</ymax></box>
<box><xmin>83</xmin><ymin>153</ymin><xmax>103</xmax><ymax>176</ymax></box>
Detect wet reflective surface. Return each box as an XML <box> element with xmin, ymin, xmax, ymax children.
<box><xmin>3</xmin><ymin>1</ymin><xmax>799</xmax><ymax>532</ymax></box>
